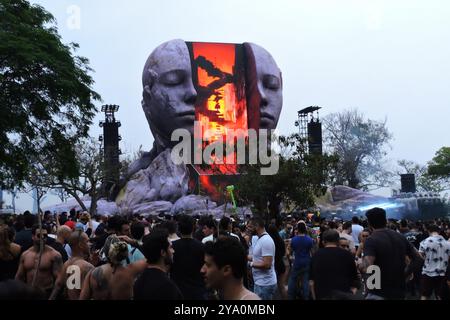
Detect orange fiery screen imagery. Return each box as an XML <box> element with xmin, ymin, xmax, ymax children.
<box><xmin>187</xmin><ymin>42</ymin><xmax>248</xmax><ymax>175</ymax></box>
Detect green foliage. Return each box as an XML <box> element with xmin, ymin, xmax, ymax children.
<box><xmin>0</xmin><ymin>0</ymin><xmax>101</xmax><ymax>188</ymax></box>
<box><xmin>236</xmin><ymin>133</ymin><xmax>338</xmax><ymax>219</ymax></box>
<box><xmin>428</xmin><ymin>147</ymin><xmax>450</xmax><ymax>178</ymax></box>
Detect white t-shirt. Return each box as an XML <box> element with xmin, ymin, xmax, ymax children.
<box><xmin>250</xmin><ymin>233</ymin><xmax>277</xmax><ymax>286</ymax></box>
<box><xmin>419</xmin><ymin>235</ymin><xmax>450</xmax><ymax>277</ymax></box>
<box><xmin>339</xmin><ymin>232</ymin><xmax>356</xmax><ymax>251</ymax></box>
<box><xmin>352</xmin><ymin>224</ymin><xmax>364</xmax><ymax>246</ymax></box>
<box><xmin>91</xmin><ymin>220</ymin><xmax>100</xmax><ymax>233</ymax></box>
<box><xmin>202</xmin><ymin>234</ymin><xmax>214</xmax><ymax>244</ymax></box>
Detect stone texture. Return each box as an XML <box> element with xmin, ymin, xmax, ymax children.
<box><xmin>210</xmin><ymin>204</ymin><xmax>253</xmax><ymax>219</ymax></box>
<box><xmin>116</xmin><ymin>149</ymin><xmax>189</xmax><ymax>212</ymax></box>
<box><xmin>128</xmin><ymin>201</ymin><xmax>173</xmax><ymax>217</ymax></box>
<box><xmin>170</xmin><ymin>195</ymin><xmax>217</xmax><ymax>215</ymax></box>
<box><xmin>331</xmin><ymin>185</ymin><xmax>385</xmax><ymax>203</ymax></box>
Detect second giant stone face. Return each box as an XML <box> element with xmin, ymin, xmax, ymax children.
<box><xmin>244</xmin><ymin>42</ymin><xmax>283</xmax><ymax>130</ymax></box>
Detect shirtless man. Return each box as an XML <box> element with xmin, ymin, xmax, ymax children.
<box><xmin>79</xmin><ymin>235</ymin><xmax>147</xmax><ymax>300</ymax></box>
<box><xmin>49</xmin><ymin>230</ymin><xmax>94</xmax><ymax>300</ymax></box>
<box><xmin>15</xmin><ymin>225</ymin><xmax>63</xmax><ymax>298</ymax></box>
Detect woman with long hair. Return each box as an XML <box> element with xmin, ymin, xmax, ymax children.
<box><xmin>0</xmin><ymin>225</ymin><xmax>21</xmax><ymax>281</ymax></box>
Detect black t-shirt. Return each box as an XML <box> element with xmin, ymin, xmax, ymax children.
<box><xmin>134</xmin><ymin>268</ymin><xmax>183</xmax><ymax>300</ymax></box>
<box><xmin>93</xmin><ymin>232</ymin><xmax>110</xmax><ymax>251</ymax></box>
<box><xmin>48</xmin><ymin>240</ymin><xmax>68</xmax><ymax>263</ymax></box>
<box><xmin>363</xmin><ymin>229</ymin><xmax>414</xmax><ymax>299</ymax></box>
<box><xmin>403</xmin><ymin>231</ymin><xmax>420</xmax><ymax>249</ymax></box>
<box><xmin>273</xmin><ymin>236</ymin><xmax>286</xmax><ymax>275</ymax></box>
<box><xmin>193</xmin><ymin>229</ymin><xmax>204</xmax><ymax>242</ymax></box>
<box><xmin>171</xmin><ymin>238</ymin><xmax>206</xmax><ymax>300</ymax></box>
<box><xmin>14</xmin><ymin>229</ymin><xmax>33</xmax><ymax>252</ymax></box>
<box><xmin>310</xmin><ymin>247</ymin><xmax>359</xmax><ymax>300</ymax></box>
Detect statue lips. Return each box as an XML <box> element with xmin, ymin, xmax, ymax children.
<box><xmin>176</xmin><ymin>110</ymin><xmax>196</xmax><ymax>122</ymax></box>
<box><xmin>260</xmin><ymin>112</ymin><xmax>276</xmax><ymax>127</ymax></box>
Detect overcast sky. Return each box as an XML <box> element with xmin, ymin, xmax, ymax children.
<box><xmin>5</xmin><ymin>0</ymin><xmax>450</xmax><ymax>211</ymax></box>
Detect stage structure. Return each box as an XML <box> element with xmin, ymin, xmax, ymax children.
<box><xmin>295</xmin><ymin>106</ymin><xmax>322</xmax><ymax>157</ymax></box>
<box><xmin>99</xmin><ymin>105</ymin><xmax>122</xmax><ymax>200</ymax></box>
<box><xmin>116</xmin><ymin>40</ymin><xmax>283</xmax><ymax>214</ymax></box>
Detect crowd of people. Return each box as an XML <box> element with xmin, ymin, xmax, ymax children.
<box><xmin>0</xmin><ymin>207</ymin><xmax>449</xmax><ymax>300</ymax></box>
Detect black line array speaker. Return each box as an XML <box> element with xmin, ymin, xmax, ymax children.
<box><xmin>308</xmin><ymin>121</ymin><xmax>323</xmax><ymax>155</ymax></box>
<box><xmin>103</xmin><ymin>122</ymin><xmax>120</xmax><ymax>181</ymax></box>
<box><xmin>400</xmin><ymin>174</ymin><xmax>416</xmax><ymax>193</ymax></box>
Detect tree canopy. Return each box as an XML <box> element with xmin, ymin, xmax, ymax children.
<box><xmin>323</xmin><ymin>109</ymin><xmax>393</xmax><ymax>190</ymax></box>
<box><xmin>0</xmin><ymin>0</ymin><xmax>101</xmax><ymax>189</ymax></box>
<box><xmin>236</xmin><ymin>134</ymin><xmax>337</xmax><ymax>220</ymax></box>
<box><xmin>427</xmin><ymin>146</ymin><xmax>450</xmax><ymax>191</ymax></box>
<box><xmin>428</xmin><ymin>147</ymin><xmax>450</xmax><ymax>179</ymax></box>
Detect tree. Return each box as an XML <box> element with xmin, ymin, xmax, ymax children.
<box><xmin>29</xmin><ymin>138</ymin><xmax>105</xmax><ymax>215</ymax></box>
<box><xmin>236</xmin><ymin>133</ymin><xmax>337</xmax><ymax>220</ymax></box>
<box><xmin>427</xmin><ymin>147</ymin><xmax>450</xmax><ymax>191</ymax></box>
<box><xmin>397</xmin><ymin>160</ymin><xmax>444</xmax><ymax>192</ymax></box>
<box><xmin>428</xmin><ymin>147</ymin><xmax>450</xmax><ymax>178</ymax></box>
<box><xmin>323</xmin><ymin>109</ymin><xmax>393</xmax><ymax>190</ymax></box>
<box><xmin>0</xmin><ymin>0</ymin><xmax>100</xmax><ymax>189</ymax></box>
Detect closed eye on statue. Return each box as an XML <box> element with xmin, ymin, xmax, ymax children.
<box><xmin>262</xmin><ymin>74</ymin><xmax>280</xmax><ymax>90</ymax></box>
<box><xmin>160</xmin><ymin>70</ymin><xmax>186</xmax><ymax>86</ymax></box>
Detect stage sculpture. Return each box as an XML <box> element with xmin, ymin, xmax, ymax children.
<box><xmin>116</xmin><ymin>39</ymin><xmax>283</xmax><ymax>216</ymax></box>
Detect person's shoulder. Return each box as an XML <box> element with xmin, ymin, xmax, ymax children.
<box><xmin>312</xmin><ymin>247</ymin><xmax>327</xmax><ymax>259</ymax></box>
<box><xmin>262</xmin><ymin>234</ymin><xmax>275</xmax><ymax>244</ymax></box>
<box><xmin>10</xmin><ymin>243</ymin><xmax>21</xmax><ymax>257</ymax></box>
<box><xmin>48</xmin><ymin>246</ymin><xmax>63</xmax><ymax>259</ymax></box>
<box><xmin>192</xmin><ymin>238</ymin><xmax>205</xmax><ymax>249</ymax></box>
<box><xmin>21</xmin><ymin>247</ymin><xmax>34</xmax><ymax>256</ymax></box>
<box><xmin>339</xmin><ymin>247</ymin><xmax>355</xmax><ymax>259</ymax></box>
<box><xmin>242</xmin><ymin>291</ymin><xmax>261</xmax><ymax>300</ymax></box>
<box><xmin>75</xmin><ymin>259</ymin><xmax>95</xmax><ymax>270</ymax></box>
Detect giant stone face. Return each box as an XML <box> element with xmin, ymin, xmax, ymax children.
<box><xmin>141</xmin><ymin>39</ymin><xmax>283</xmax><ymax>154</ymax></box>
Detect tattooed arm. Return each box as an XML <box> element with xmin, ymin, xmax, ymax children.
<box><xmin>79</xmin><ymin>268</ymin><xmax>95</xmax><ymax>300</ymax></box>
<box><xmin>49</xmin><ymin>261</ymin><xmax>67</xmax><ymax>300</ymax></box>
<box><xmin>52</xmin><ymin>252</ymin><xmax>64</xmax><ymax>283</ymax></box>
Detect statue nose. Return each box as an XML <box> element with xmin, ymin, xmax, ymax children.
<box><xmin>184</xmin><ymin>86</ymin><xmax>197</xmax><ymax>105</ymax></box>
<box><xmin>258</xmin><ymin>84</ymin><xmax>268</xmax><ymax>108</ymax></box>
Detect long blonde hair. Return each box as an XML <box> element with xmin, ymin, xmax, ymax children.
<box><xmin>0</xmin><ymin>225</ymin><xmax>13</xmax><ymax>260</ymax></box>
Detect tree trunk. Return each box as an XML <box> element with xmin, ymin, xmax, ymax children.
<box><xmin>89</xmin><ymin>192</ymin><xmax>98</xmax><ymax>215</ymax></box>
<box><xmin>268</xmin><ymin>197</ymin><xmax>281</xmax><ymax>222</ymax></box>
<box><xmin>67</xmin><ymin>189</ymin><xmax>88</xmax><ymax>211</ymax></box>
